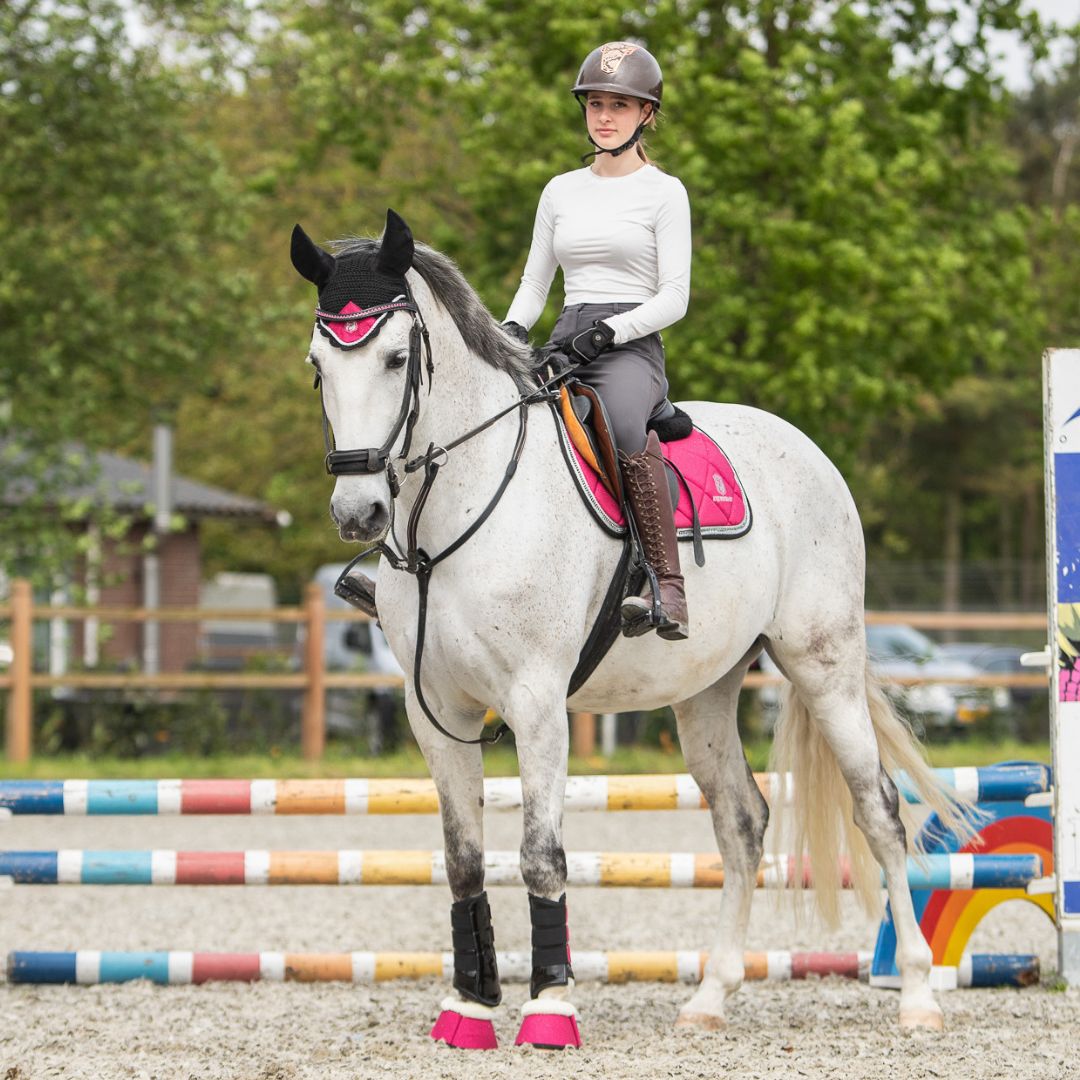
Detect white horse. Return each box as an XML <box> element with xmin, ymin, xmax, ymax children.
<box><xmin>291</xmin><ymin>211</ymin><xmax>971</xmax><ymax>1048</ymax></box>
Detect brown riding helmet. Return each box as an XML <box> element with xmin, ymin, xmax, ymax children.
<box><xmin>571</xmin><ymin>42</ymin><xmax>663</xmax><ymax>109</ymax></box>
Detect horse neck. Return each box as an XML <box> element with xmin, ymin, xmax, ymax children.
<box><xmin>396</xmin><ymin>308</ymin><xmax>527</xmax><ymax>512</ymax></box>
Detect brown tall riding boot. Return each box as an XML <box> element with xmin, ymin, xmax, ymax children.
<box><xmin>619</xmin><ymin>430</ymin><xmax>689</xmax><ymax>641</ymax></box>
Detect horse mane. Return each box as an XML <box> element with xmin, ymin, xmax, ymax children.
<box><xmin>330</xmin><ymin>236</ymin><xmax>535</xmax><ymax>390</ymax></box>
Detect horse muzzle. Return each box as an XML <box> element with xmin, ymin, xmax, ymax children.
<box><xmin>330</xmin><ymin>495</ymin><xmax>390</xmax><ymax>543</ymax></box>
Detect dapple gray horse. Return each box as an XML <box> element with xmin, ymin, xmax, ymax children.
<box><xmin>291</xmin><ymin>210</ymin><xmax>971</xmax><ymax>1048</ymax></box>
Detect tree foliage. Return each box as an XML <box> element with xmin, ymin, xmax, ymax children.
<box><xmin>4</xmin><ymin>0</ymin><xmax>1079</xmax><ymax>599</ymax></box>
<box><xmin>0</xmin><ymin>0</ymin><xmax>253</xmax><ymax>581</ymax></box>
<box><xmin>278</xmin><ymin>0</ymin><xmax>1048</xmax><ymax>465</ymax></box>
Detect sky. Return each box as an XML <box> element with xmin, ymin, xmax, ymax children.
<box><xmin>996</xmin><ymin>0</ymin><xmax>1079</xmax><ymax>87</ymax></box>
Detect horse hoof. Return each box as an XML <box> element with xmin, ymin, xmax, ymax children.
<box><xmin>431</xmin><ymin>1010</ymin><xmax>498</xmax><ymax>1049</ymax></box>
<box><xmin>515</xmin><ymin>1013</ymin><xmax>581</xmax><ymax>1049</ymax></box>
<box><xmin>899</xmin><ymin>1006</ymin><xmax>944</xmax><ymax>1032</ymax></box>
<box><xmin>675</xmin><ymin>1011</ymin><xmax>727</xmax><ymax>1031</ymax></box>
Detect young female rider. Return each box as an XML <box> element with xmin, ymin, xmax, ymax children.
<box><xmin>502</xmin><ymin>41</ymin><xmax>692</xmax><ymax>640</ymax></box>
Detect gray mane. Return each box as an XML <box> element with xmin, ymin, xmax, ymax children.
<box><xmin>330</xmin><ymin>236</ymin><xmax>535</xmax><ymax>390</ymax></box>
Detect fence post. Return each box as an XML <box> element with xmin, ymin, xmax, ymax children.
<box><xmin>6</xmin><ymin>579</ymin><xmax>33</xmax><ymax>763</ymax></box>
<box><xmin>570</xmin><ymin>712</ymin><xmax>596</xmax><ymax>758</ymax></box>
<box><xmin>301</xmin><ymin>581</ymin><xmax>326</xmax><ymax>761</ymax></box>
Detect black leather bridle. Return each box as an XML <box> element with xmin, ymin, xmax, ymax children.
<box><xmin>312</xmin><ymin>292</ymin><xmax>571</xmax><ymax>747</ymax></box>
<box><xmin>314</xmin><ymin>282</ymin><xmax>433</xmax><ymax>498</ymax></box>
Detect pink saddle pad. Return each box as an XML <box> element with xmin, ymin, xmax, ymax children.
<box><xmin>559</xmin><ymin>421</ymin><xmax>751</xmax><ymax>540</ymax></box>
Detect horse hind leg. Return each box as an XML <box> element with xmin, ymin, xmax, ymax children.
<box><xmin>672</xmin><ymin>661</ymin><xmax>769</xmax><ymax>1029</ymax></box>
<box><xmin>768</xmin><ymin>637</ymin><xmax>945</xmax><ymax>1031</ymax></box>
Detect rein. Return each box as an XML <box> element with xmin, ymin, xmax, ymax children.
<box><xmin>315</xmin><ymin>302</ymin><xmax>570</xmax><ymax>747</ymax></box>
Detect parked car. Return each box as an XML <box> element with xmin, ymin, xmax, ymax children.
<box><xmin>757</xmin><ymin>624</ymin><xmax>997</xmax><ymax>733</ymax></box>
<box><xmin>935</xmin><ymin>641</ymin><xmax>1047</xmax><ymax>739</ymax></box>
<box><xmin>865</xmin><ymin>624</ymin><xmax>1001</xmax><ymax>730</ymax></box>
<box><xmin>935</xmin><ymin>642</ymin><xmax>1032</xmax><ymax>705</ymax></box>
<box><xmin>314</xmin><ymin>562</ymin><xmax>405</xmax><ymax>752</ymax></box>
<box><xmin>199</xmin><ymin>572</ymin><xmax>285</xmax><ymax>670</ymax></box>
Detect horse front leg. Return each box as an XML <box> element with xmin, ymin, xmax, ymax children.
<box><xmin>511</xmin><ymin>697</ymin><xmax>580</xmax><ymax>1050</ymax></box>
<box><xmin>407</xmin><ymin>692</ymin><xmax>501</xmax><ymax>1049</ymax></box>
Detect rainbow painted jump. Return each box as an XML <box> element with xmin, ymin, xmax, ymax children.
<box><xmin>0</xmin><ymin>849</ymin><xmax>1045</xmax><ymax>890</ymax></box>
<box><xmin>0</xmin><ymin>764</ymin><xmax>1051</xmax><ymax>816</ymax></box>
<box><xmin>5</xmin><ymin>949</ymin><xmax>1039</xmax><ymax>989</ymax></box>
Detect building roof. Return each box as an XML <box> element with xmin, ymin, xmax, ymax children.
<box><xmin>2</xmin><ymin>444</ymin><xmax>282</xmax><ymax>525</ymax></box>
<box><xmin>92</xmin><ymin>451</ymin><xmax>281</xmax><ymax>523</ymax></box>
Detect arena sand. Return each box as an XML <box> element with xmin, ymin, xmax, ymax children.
<box><xmin>2</xmin><ymin>806</ymin><xmax>1078</xmax><ymax>1079</ymax></box>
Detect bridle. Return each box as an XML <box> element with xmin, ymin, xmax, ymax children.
<box><xmin>311</xmin><ymin>284</ymin><xmax>571</xmax><ymax>747</ymax></box>
<box><xmin>314</xmin><ymin>281</ymin><xmax>433</xmax><ymax>498</ymax></box>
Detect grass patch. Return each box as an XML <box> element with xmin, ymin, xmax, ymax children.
<box><xmin>0</xmin><ymin>738</ymin><xmax>1050</xmax><ymax>780</ymax></box>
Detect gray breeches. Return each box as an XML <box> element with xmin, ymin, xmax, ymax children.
<box><xmin>547</xmin><ymin>302</ymin><xmax>669</xmax><ymax>456</ymax></box>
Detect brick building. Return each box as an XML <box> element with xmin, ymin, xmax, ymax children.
<box><xmin>65</xmin><ymin>451</ymin><xmax>282</xmax><ymax>673</ymax></box>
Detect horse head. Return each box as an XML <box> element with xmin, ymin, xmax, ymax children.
<box><xmin>291</xmin><ymin>209</ymin><xmax>420</xmax><ymax>543</ymax></box>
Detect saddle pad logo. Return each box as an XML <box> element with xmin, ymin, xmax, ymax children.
<box><xmin>712</xmin><ymin>472</ymin><xmax>732</xmax><ymax>503</ymax></box>
<box><xmin>600</xmin><ymin>42</ymin><xmax>639</xmax><ymax>74</ymax></box>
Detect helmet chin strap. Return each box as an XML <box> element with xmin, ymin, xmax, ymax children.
<box><xmin>580</xmin><ymin>121</ymin><xmax>647</xmax><ymax>164</ymax></box>
<box><xmin>577</xmin><ymin>100</ymin><xmax>653</xmax><ymax>164</ymax></box>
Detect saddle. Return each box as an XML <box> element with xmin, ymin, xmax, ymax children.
<box><xmin>550</xmin><ymin>371</ymin><xmax>752</xmax><ymax>695</ymax></box>
<box><xmin>558</xmin><ymin>379</ymin><xmax>693</xmax><ymax>506</ymax></box>
<box><xmin>559</xmin><ymin>381</ymin><xmax>624</xmax><ymax>503</ymax></box>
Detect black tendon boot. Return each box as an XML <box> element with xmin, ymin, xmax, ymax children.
<box><xmin>431</xmin><ymin>891</ymin><xmax>502</xmax><ymax>1048</ymax></box>
<box><xmin>528</xmin><ymin>893</ymin><xmax>574</xmax><ymax>997</ymax></box>
<box><xmin>450</xmin><ymin>891</ymin><xmax>501</xmax><ymax>1006</ymax></box>
<box><xmin>516</xmin><ymin>893</ymin><xmax>581</xmax><ymax>1049</ymax></box>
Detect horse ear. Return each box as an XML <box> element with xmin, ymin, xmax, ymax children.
<box><xmin>291</xmin><ymin>224</ymin><xmax>335</xmax><ymax>288</ymax></box>
<box><xmin>377</xmin><ymin>209</ymin><xmax>414</xmax><ymax>277</ymax></box>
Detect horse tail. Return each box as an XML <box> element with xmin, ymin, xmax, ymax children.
<box><xmin>768</xmin><ymin>662</ymin><xmax>979</xmax><ymax>928</ymax></box>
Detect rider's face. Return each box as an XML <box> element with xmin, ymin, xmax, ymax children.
<box><xmin>585</xmin><ymin>92</ymin><xmax>650</xmax><ymax>150</ymax></box>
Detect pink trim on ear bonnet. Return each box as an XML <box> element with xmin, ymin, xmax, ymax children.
<box><xmin>315</xmin><ymin>297</ymin><xmax>410</xmax><ymax>349</ymax></box>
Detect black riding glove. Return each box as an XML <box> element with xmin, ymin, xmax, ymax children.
<box><xmin>500</xmin><ymin>320</ymin><xmax>530</xmax><ymax>345</ymax></box>
<box><xmin>565</xmin><ymin>319</ymin><xmax>616</xmax><ymax>365</ymax></box>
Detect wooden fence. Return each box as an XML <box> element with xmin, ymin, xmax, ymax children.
<box><xmin>0</xmin><ymin>578</ymin><xmax>1051</xmax><ymax>763</ymax></box>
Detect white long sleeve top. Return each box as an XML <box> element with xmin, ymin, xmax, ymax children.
<box><xmin>503</xmin><ymin>164</ymin><xmax>691</xmax><ymax>346</ymax></box>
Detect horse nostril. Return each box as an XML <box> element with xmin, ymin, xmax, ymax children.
<box><xmin>364</xmin><ymin>504</ymin><xmax>389</xmax><ymax>535</ymax></box>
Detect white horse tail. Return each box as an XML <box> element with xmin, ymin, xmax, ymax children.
<box><xmin>768</xmin><ymin>664</ymin><xmax>979</xmax><ymax>928</ymax></box>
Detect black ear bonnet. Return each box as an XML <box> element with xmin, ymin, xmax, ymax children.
<box><xmin>291</xmin><ymin>211</ymin><xmax>417</xmax><ymax>350</ymax></box>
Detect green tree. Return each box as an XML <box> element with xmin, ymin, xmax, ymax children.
<box><xmin>0</xmin><ymin>0</ymin><xmax>253</xmax><ymax>583</ymax></box>
<box><xmin>272</xmin><ymin>0</ymin><xmax>1047</xmax><ymax>471</ymax></box>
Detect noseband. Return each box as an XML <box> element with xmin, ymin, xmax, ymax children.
<box><xmin>313</xmin><ymin>280</ymin><xmax>433</xmax><ymax>496</ymax></box>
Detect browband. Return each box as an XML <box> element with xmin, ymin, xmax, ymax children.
<box><xmin>316</xmin><ymin>295</ymin><xmax>416</xmax><ymax>350</ymax></box>
<box><xmin>314</xmin><ymin>299</ymin><xmax>415</xmax><ymax>322</ymax></box>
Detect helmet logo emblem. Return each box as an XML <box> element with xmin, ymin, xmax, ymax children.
<box><xmin>600</xmin><ymin>42</ymin><xmax>639</xmax><ymax>74</ymax></box>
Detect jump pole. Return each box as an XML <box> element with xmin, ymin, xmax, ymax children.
<box><xmin>0</xmin><ymin>850</ymin><xmax>1044</xmax><ymax>890</ymax></box>
<box><xmin>1044</xmin><ymin>347</ymin><xmax>1080</xmax><ymax>984</ymax></box>
<box><xmin>0</xmin><ymin>764</ymin><xmax>1051</xmax><ymax>816</ymax></box>
<box><xmin>5</xmin><ymin>949</ymin><xmax>1038</xmax><ymax>988</ymax></box>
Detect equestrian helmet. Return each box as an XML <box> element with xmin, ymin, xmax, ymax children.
<box><xmin>571</xmin><ymin>42</ymin><xmax>663</xmax><ymax>109</ymax></box>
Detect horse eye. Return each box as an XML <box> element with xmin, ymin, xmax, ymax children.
<box><xmin>386</xmin><ymin>350</ymin><xmax>409</xmax><ymax>370</ymax></box>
